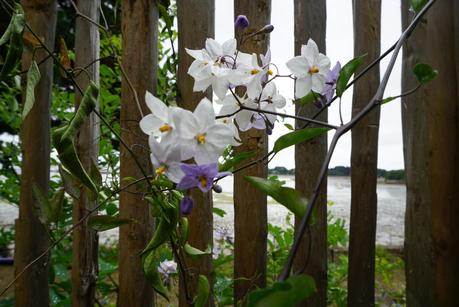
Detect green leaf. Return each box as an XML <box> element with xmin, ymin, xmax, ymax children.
<box><xmin>179</xmin><ymin>217</ymin><xmax>189</xmax><ymax>245</ymax></box>
<box><xmin>297</xmin><ymin>91</ymin><xmax>319</xmax><ymax>107</ymax></box>
<box><xmin>245</xmin><ymin>176</ymin><xmax>307</xmax><ymax>218</ymax></box>
<box><xmin>195</xmin><ymin>275</ymin><xmax>210</xmax><ymax>307</ymax></box>
<box><xmin>141</xmin><ymin>204</ymin><xmax>178</xmax><ymax>255</ymax></box>
<box><xmin>59</xmin><ymin>164</ymin><xmax>81</xmax><ymax>199</ymax></box>
<box><xmin>184</xmin><ymin>243</ymin><xmax>211</xmax><ymax>259</ymax></box>
<box><xmin>246</xmin><ymin>275</ymin><xmax>316</xmax><ymax>307</ymax></box>
<box><xmin>284</xmin><ymin>123</ymin><xmax>294</xmax><ymax>130</ymax></box>
<box><xmin>143</xmin><ymin>250</ymin><xmax>169</xmax><ymax>301</ymax></box>
<box><xmin>219</xmin><ymin>150</ymin><xmax>256</xmax><ymax>172</ymax></box>
<box><xmin>22</xmin><ymin>61</ymin><xmax>41</xmax><ymax>119</ymax></box>
<box><xmin>413</xmin><ymin>63</ymin><xmax>438</xmax><ymax>84</ymax></box>
<box><xmin>411</xmin><ymin>0</ymin><xmax>428</xmax><ymax>12</ymax></box>
<box><xmin>49</xmin><ymin>188</ymin><xmax>65</xmax><ymax>223</ymax></box>
<box><xmin>1</xmin><ymin>30</ymin><xmax>23</xmax><ymax>78</ymax></box>
<box><xmin>0</xmin><ymin>4</ymin><xmax>24</xmax><ymax>46</ymax></box>
<box><xmin>336</xmin><ymin>54</ymin><xmax>366</xmax><ymax>97</ymax></box>
<box><xmin>61</xmin><ymin>82</ymin><xmax>99</xmax><ymax>141</ymax></box>
<box><xmin>31</xmin><ymin>183</ymin><xmax>51</xmax><ymax>225</ymax></box>
<box><xmin>88</xmin><ymin>215</ymin><xmax>131</xmax><ymax>231</ymax></box>
<box><xmin>53</xmin><ymin>126</ymin><xmax>98</xmax><ymax>194</ymax></box>
<box><xmin>212</xmin><ymin>207</ymin><xmax>226</xmax><ymax>217</ymax></box>
<box><xmin>273</xmin><ymin>127</ymin><xmax>329</xmax><ymax>154</ymax></box>
<box><xmin>381</xmin><ymin>96</ymin><xmax>396</xmax><ymax>105</ymax></box>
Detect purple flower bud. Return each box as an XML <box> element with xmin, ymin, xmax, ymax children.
<box><xmin>180</xmin><ymin>196</ymin><xmax>194</xmax><ymax>215</ymax></box>
<box><xmin>212</xmin><ymin>184</ymin><xmax>223</xmax><ymax>193</ymax></box>
<box><xmin>235</xmin><ymin>15</ymin><xmax>249</xmax><ymax>29</ymax></box>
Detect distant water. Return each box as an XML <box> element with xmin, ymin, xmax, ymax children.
<box><xmin>0</xmin><ymin>176</ymin><xmax>406</xmax><ymax>248</ymax></box>
<box><xmin>213</xmin><ymin>176</ymin><xmax>406</xmax><ymax>247</ymax></box>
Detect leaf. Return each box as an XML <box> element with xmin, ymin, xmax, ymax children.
<box><xmin>284</xmin><ymin>123</ymin><xmax>294</xmax><ymax>130</ymax></box>
<box><xmin>86</xmin><ymin>158</ymin><xmax>102</xmax><ymax>201</ymax></box>
<box><xmin>22</xmin><ymin>61</ymin><xmax>41</xmax><ymax>119</ymax></box>
<box><xmin>195</xmin><ymin>275</ymin><xmax>210</xmax><ymax>307</ymax></box>
<box><xmin>49</xmin><ymin>188</ymin><xmax>65</xmax><ymax>223</ymax></box>
<box><xmin>336</xmin><ymin>54</ymin><xmax>366</xmax><ymax>97</ymax></box>
<box><xmin>246</xmin><ymin>275</ymin><xmax>316</xmax><ymax>307</ymax></box>
<box><xmin>297</xmin><ymin>91</ymin><xmax>319</xmax><ymax>107</ymax></box>
<box><xmin>0</xmin><ymin>4</ymin><xmax>24</xmax><ymax>46</ymax></box>
<box><xmin>381</xmin><ymin>96</ymin><xmax>396</xmax><ymax>105</ymax></box>
<box><xmin>23</xmin><ymin>31</ymin><xmax>43</xmax><ymax>49</ymax></box>
<box><xmin>141</xmin><ymin>204</ymin><xmax>178</xmax><ymax>255</ymax></box>
<box><xmin>59</xmin><ymin>164</ymin><xmax>81</xmax><ymax>199</ymax></box>
<box><xmin>59</xmin><ymin>37</ymin><xmax>72</xmax><ymax>73</ymax></box>
<box><xmin>61</xmin><ymin>82</ymin><xmax>99</xmax><ymax>141</ymax></box>
<box><xmin>413</xmin><ymin>63</ymin><xmax>438</xmax><ymax>84</ymax></box>
<box><xmin>179</xmin><ymin>217</ymin><xmax>189</xmax><ymax>245</ymax></box>
<box><xmin>245</xmin><ymin>176</ymin><xmax>307</xmax><ymax>218</ymax></box>
<box><xmin>1</xmin><ymin>30</ymin><xmax>23</xmax><ymax>78</ymax></box>
<box><xmin>184</xmin><ymin>243</ymin><xmax>211</xmax><ymax>259</ymax></box>
<box><xmin>273</xmin><ymin>127</ymin><xmax>329</xmax><ymax>154</ymax></box>
<box><xmin>212</xmin><ymin>207</ymin><xmax>226</xmax><ymax>217</ymax></box>
<box><xmin>143</xmin><ymin>250</ymin><xmax>169</xmax><ymax>301</ymax></box>
<box><xmin>411</xmin><ymin>0</ymin><xmax>428</xmax><ymax>12</ymax></box>
<box><xmin>219</xmin><ymin>150</ymin><xmax>256</xmax><ymax>172</ymax></box>
<box><xmin>31</xmin><ymin>182</ymin><xmax>50</xmax><ymax>225</ymax></box>
<box><xmin>88</xmin><ymin>215</ymin><xmax>131</xmax><ymax>231</ymax></box>
<box><xmin>53</xmin><ymin>126</ymin><xmax>98</xmax><ymax>194</ymax></box>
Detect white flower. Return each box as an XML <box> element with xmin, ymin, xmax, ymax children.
<box><xmin>286</xmin><ymin>39</ymin><xmax>330</xmax><ymax>98</ymax></box>
<box><xmin>217</xmin><ymin>94</ymin><xmax>260</xmax><ymax>132</ymax></box>
<box><xmin>139</xmin><ymin>92</ymin><xmax>178</xmax><ymax>145</ymax></box>
<box><xmin>173</xmin><ymin>98</ymin><xmax>238</xmax><ymax>164</ymax></box>
<box><xmin>230</xmin><ymin>49</ymin><xmax>273</xmax><ymax>99</ymax></box>
<box><xmin>186</xmin><ymin>38</ymin><xmax>237</xmax><ymax>99</ymax></box>
<box><xmin>258</xmin><ymin>82</ymin><xmax>286</xmax><ymax>126</ymax></box>
<box><xmin>158</xmin><ymin>260</ymin><xmax>177</xmax><ymax>277</ymax></box>
<box><xmin>148</xmin><ymin>137</ymin><xmax>184</xmax><ymax>183</ymax></box>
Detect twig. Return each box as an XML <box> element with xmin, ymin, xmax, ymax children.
<box><xmin>279</xmin><ymin>0</ymin><xmax>437</xmax><ymax>281</ymax></box>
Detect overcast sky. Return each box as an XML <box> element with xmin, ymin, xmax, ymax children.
<box><xmin>215</xmin><ymin>0</ymin><xmax>404</xmax><ymax>170</ymax></box>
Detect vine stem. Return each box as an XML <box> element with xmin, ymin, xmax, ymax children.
<box><xmin>279</xmin><ymin>0</ymin><xmax>437</xmax><ymax>281</ymax></box>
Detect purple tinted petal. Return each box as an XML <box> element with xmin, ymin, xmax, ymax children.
<box><xmin>180</xmin><ymin>163</ymin><xmax>200</xmax><ymax>176</ymax></box>
<box><xmin>180</xmin><ymin>196</ymin><xmax>194</xmax><ymax>215</ymax></box>
<box><xmin>200</xmin><ymin>163</ymin><xmax>219</xmax><ymax>179</ymax></box>
<box><xmin>177</xmin><ymin>175</ymin><xmax>199</xmax><ymax>190</ymax></box>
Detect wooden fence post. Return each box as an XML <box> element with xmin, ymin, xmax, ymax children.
<box><xmin>293</xmin><ymin>1</ymin><xmax>328</xmax><ymax>306</ymax></box>
<box><xmin>118</xmin><ymin>1</ymin><xmax>158</xmax><ymax>306</ymax></box>
<box><xmin>176</xmin><ymin>0</ymin><xmax>215</xmax><ymax>305</ymax></box>
<box><xmin>402</xmin><ymin>1</ymin><xmax>459</xmax><ymax>305</ymax></box>
<box><xmin>71</xmin><ymin>1</ymin><xmax>101</xmax><ymax>305</ymax></box>
<box><xmin>14</xmin><ymin>0</ymin><xmax>57</xmax><ymax>306</ymax></box>
<box><xmin>347</xmin><ymin>1</ymin><xmax>381</xmax><ymax>306</ymax></box>
<box><xmin>233</xmin><ymin>0</ymin><xmax>271</xmax><ymax>303</ymax></box>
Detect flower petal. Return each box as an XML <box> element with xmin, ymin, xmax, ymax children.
<box><xmin>145</xmin><ymin>91</ymin><xmax>168</xmax><ymax>123</ymax></box>
<box><xmin>140</xmin><ymin>114</ymin><xmax>164</xmax><ymax>136</ymax></box>
<box><xmin>286</xmin><ymin>56</ymin><xmax>309</xmax><ymax>78</ymax></box>
<box><xmin>295</xmin><ymin>77</ymin><xmax>312</xmax><ymax>99</ymax></box>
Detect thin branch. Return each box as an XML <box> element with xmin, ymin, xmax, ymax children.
<box><xmin>279</xmin><ymin>0</ymin><xmax>437</xmax><ymax>281</ymax></box>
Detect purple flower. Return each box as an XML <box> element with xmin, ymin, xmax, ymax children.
<box><xmin>212</xmin><ymin>184</ymin><xmax>223</xmax><ymax>193</ymax></box>
<box><xmin>180</xmin><ymin>196</ymin><xmax>194</xmax><ymax>215</ymax></box>
<box><xmin>177</xmin><ymin>163</ymin><xmax>230</xmax><ymax>193</ymax></box>
<box><xmin>318</xmin><ymin>61</ymin><xmax>341</xmax><ymax>107</ymax></box>
<box><xmin>235</xmin><ymin>15</ymin><xmax>249</xmax><ymax>29</ymax></box>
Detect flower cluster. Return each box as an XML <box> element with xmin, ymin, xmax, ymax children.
<box><xmin>139</xmin><ymin>17</ymin><xmax>338</xmax><ymax>213</ymax></box>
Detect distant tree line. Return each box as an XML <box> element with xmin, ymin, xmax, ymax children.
<box><xmin>268</xmin><ymin>166</ymin><xmax>405</xmax><ymax>181</ymax></box>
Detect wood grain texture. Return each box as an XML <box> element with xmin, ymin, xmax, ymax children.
<box><xmin>71</xmin><ymin>1</ymin><xmax>101</xmax><ymax>306</ymax></box>
<box><xmin>233</xmin><ymin>0</ymin><xmax>271</xmax><ymax>303</ymax></box>
<box><xmin>293</xmin><ymin>1</ymin><xmax>327</xmax><ymax>306</ymax></box>
<box><xmin>402</xmin><ymin>1</ymin><xmax>459</xmax><ymax>305</ymax></box>
<box><xmin>14</xmin><ymin>1</ymin><xmax>57</xmax><ymax>306</ymax></box>
<box><xmin>118</xmin><ymin>1</ymin><xmax>158</xmax><ymax>306</ymax></box>
<box><xmin>347</xmin><ymin>1</ymin><xmax>381</xmax><ymax>306</ymax></box>
<box><xmin>176</xmin><ymin>0</ymin><xmax>215</xmax><ymax>306</ymax></box>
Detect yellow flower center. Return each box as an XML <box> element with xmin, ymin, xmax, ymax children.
<box><xmin>155</xmin><ymin>165</ymin><xmax>168</xmax><ymax>176</ymax></box>
<box><xmin>250</xmin><ymin>69</ymin><xmax>260</xmax><ymax>75</ymax></box>
<box><xmin>199</xmin><ymin>176</ymin><xmax>208</xmax><ymax>188</ymax></box>
<box><xmin>308</xmin><ymin>66</ymin><xmax>320</xmax><ymax>74</ymax></box>
<box><xmin>159</xmin><ymin>123</ymin><xmax>172</xmax><ymax>133</ymax></box>
<box><xmin>267</xmin><ymin>69</ymin><xmax>274</xmax><ymax>75</ymax></box>
<box><xmin>196</xmin><ymin>133</ymin><xmax>206</xmax><ymax>144</ymax></box>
